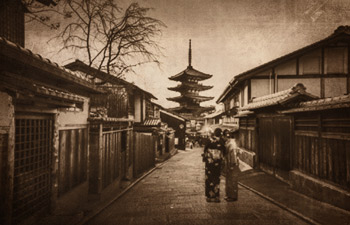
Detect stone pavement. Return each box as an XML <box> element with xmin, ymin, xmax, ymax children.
<box><xmin>85</xmin><ymin>147</ymin><xmax>316</xmax><ymax>225</ymax></box>
<box><xmin>238</xmin><ymin>170</ymin><xmax>350</xmax><ymax>225</ymax></box>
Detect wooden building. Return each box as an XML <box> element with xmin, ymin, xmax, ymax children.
<box><xmin>65</xmin><ymin>60</ymin><xmax>172</xmax><ymax>179</ymax></box>
<box><xmin>216</xmin><ymin>26</ymin><xmax>350</xmax><ymax>210</ymax></box>
<box><xmin>0</xmin><ymin>37</ymin><xmax>103</xmax><ymax>224</ymax></box>
<box><xmin>65</xmin><ymin>60</ymin><xmax>158</xmax><ymax>123</ymax></box>
<box><xmin>217</xmin><ymin>25</ymin><xmax>350</xmax><ymax>170</ymax></box>
<box><xmin>217</xmin><ymin>26</ymin><xmax>350</xmax><ymax>122</ymax></box>
<box><xmin>160</xmin><ymin>109</ymin><xmax>186</xmax><ymax>150</ymax></box>
<box><xmin>283</xmin><ymin>94</ymin><xmax>350</xmax><ymax>211</ymax></box>
<box><xmin>167</xmin><ymin>40</ymin><xmax>215</xmax><ymax>121</ymax></box>
<box><xmin>236</xmin><ymin>84</ymin><xmax>350</xmax><ymax>210</ymax></box>
<box><xmin>0</xmin><ymin>1</ymin><xmax>174</xmax><ymax>224</ymax></box>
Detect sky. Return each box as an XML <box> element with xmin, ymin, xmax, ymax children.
<box><xmin>26</xmin><ymin>0</ymin><xmax>350</xmax><ymax>109</ymax></box>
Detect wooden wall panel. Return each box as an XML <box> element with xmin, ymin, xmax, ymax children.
<box><xmin>58</xmin><ymin>128</ymin><xmax>88</xmax><ymax>196</ymax></box>
<box><xmin>293</xmin><ymin>112</ymin><xmax>350</xmax><ymax>189</ymax></box>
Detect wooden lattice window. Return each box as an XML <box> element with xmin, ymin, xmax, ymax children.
<box><xmin>13</xmin><ymin>114</ymin><xmax>53</xmax><ymax>224</ymax></box>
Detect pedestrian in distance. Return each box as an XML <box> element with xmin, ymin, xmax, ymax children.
<box><xmin>223</xmin><ymin>129</ymin><xmax>240</xmax><ymax>201</ymax></box>
<box><xmin>202</xmin><ymin>128</ymin><xmax>226</xmax><ymax>203</ymax></box>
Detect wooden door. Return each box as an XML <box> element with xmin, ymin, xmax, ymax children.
<box><xmin>258</xmin><ymin>116</ymin><xmax>291</xmax><ymax>173</ymax></box>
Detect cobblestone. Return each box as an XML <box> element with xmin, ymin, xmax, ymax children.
<box><xmin>87</xmin><ymin>147</ymin><xmax>309</xmax><ymax>225</ymax></box>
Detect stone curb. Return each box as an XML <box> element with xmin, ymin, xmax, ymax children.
<box><xmin>238</xmin><ymin>182</ymin><xmax>321</xmax><ymax>225</ymax></box>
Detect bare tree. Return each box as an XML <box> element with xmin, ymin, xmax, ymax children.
<box><xmin>24</xmin><ymin>0</ymin><xmax>165</xmax><ymax>78</ymax></box>
<box><xmin>51</xmin><ymin>0</ymin><xmax>165</xmax><ymax>78</ymax></box>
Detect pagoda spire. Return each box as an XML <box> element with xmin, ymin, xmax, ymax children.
<box><xmin>188</xmin><ymin>39</ymin><xmax>192</xmax><ymax>68</ymax></box>
<box><xmin>167</xmin><ymin>40</ymin><xmax>214</xmax><ymax>118</ymax></box>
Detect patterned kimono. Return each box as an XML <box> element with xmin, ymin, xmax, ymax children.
<box><xmin>204</xmin><ymin>138</ymin><xmax>226</xmax><ymax>199</ymax></box>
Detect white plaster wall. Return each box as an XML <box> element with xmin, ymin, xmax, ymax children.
<box><xmin>325</xmin><ymin>78</ymin><xmax>347</xmax><ymax>97</ymax></box>
<box><xmin>0</xmin><ymin>92</ymin><xmax>13</xmax><ymax>127</ymax></box>
<box><xmin>243</xmin><ymin>84</ymin><xmax>249</xmax><ymax>106</ymax></box>
<box><xmin>142</xmin><ymin>97</ymin><xmax>146</xmax><ymax>121</ymax></box>
<box><xmin>134</xmin><ymin>95</ymin><xmax>141</xmax><ymax>123</ymax></box>
<box><xmin>251</xmin><ymin>79</ymin><xmax>270</xmax><ymax>98</ymax></box>
<box><xmin>325</xmin><ymin>47</ymin><xmax>348</xmax><ymax>74</ymax></box>
<box><xmin>275</xmin><ymin>59</ymin><xmax>297</xmax><ymax>75</ymax></box>
<box><xmin>57</xmin><ymin>98</ymin><xmax>89</xmax><ymax>127</ymax></box>
<box><xmin>299</xmin><ymin>49</ymin><xmax>322</xmax><ymax>75</ymax></box>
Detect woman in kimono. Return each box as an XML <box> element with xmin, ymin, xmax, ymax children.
<box><xmin>203</xmin><ymin>128</ymin><xmax>226</xmax><ymax>202</ymax></box>
<box><xmin>223</xmin><ymin>129</ymin><xmax>239</xmax><ymax>201</ymax></box>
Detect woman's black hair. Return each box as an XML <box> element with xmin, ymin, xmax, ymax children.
<box><xmin>213</xmin><ymin>128</ymin><xmax>222</xmax><ymax>137</ymax></box>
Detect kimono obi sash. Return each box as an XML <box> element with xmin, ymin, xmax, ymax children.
<box><xmin>207</xmin><ymin>148</ymin><xmax>223</xmax><ymax>160</ymax></box>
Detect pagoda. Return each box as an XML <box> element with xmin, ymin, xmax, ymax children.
<box><xmin>167</xmin><ymin>40</ymin><xmax>215</xmax><ymax>119</ymax></box>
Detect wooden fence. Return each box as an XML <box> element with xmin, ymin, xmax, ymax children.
<box><xmin>293</xmin><ymin>111</ymin><xmax>350</xmax><ymax>189</ymax></box>
<box><xmin>58</xmin><ymin>128</ymin><xmax>88</xmax><ymax>196</ymax></box>
<box><xmin>88</xmin><ymin>118</ymin><xmax>133</xmax><ymax>195</ymax></box>
<box><xmin>133</xmin><ymin>132</ymin><xmax>155</xmax><ymax>177</ymax></box>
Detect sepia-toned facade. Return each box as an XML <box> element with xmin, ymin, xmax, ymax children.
<box><xmin>217</xmin><ymin>26</ymin><xmax>350</xmax><ymax>211</ymax></box>
<box><xmin>0</xmin><ymin>1</ymin><xmax>176</xmax><ymax>224</ymax></box>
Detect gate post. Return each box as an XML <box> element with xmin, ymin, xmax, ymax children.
<box><xmin>125</xmin><ymin>129</ymin><xmax>133</xmax><ymax>180</ymax></box>
<box><xmin>88</xmin><ymin>122</ymin><xmax>103</xmax><ymax>196</ymax></box>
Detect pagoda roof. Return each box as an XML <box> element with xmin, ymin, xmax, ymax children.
<box><xmin>168</xmin><ymin>82</ymin><xmax>213</xmax><ymax>92</ymax></box>
<box><xmin>167</xmin><ymin>94</ymin><xmax>214</xmax><ymax>103</ymax></box>
<box><xmin>169</xmin><ymin>105</ymin><xmax>215</xmax><ymax>114</ymax></box>
<box><xmin>169</xmin><ymin>66</ymin><xmax>212</xmax><ymax>81</ymax></box>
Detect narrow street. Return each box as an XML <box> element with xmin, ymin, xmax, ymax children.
<box><xmin>86</xmin><ymin>147</ymin><xmax>309</xmax><ymax>225</ymax></box>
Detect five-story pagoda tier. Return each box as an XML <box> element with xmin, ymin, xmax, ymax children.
<box><xmin>167</xmin><ymin>40</ymin><xmax>214</xmax><ymax>118</ymax></box>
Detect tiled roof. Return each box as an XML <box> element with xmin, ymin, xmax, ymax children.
<box><xmin>168</xmin><ymin>82</ymin><xmax>213</xmax><ymax>92</ymax></box>
<box><xmin>142</xmin><ymin>118</ymin><xmax>161</xmax><ymax>126</ymax></box>
<box><xmin>169</xmin><ymin>66</ymin><xmax>212</xmax><ymax>81</ymax></box>
<box><xmin>0</xmin><ymin>70</ymin><xmax>86</xmax><ymax>104</ymax></box>
<box><xmin>240</xmin><ymin>83</ymin><xmax>318</xmax><ymax>111</ymax></box>
<box><xmin>160</xmin><ymin>110</ymin><xmax>186</xmax><ymax>121</ymax></box>
<box><xmin>0</xmin><ymin>37</ymin><xmax>103</xmax><ymax>94</ymax></box>
<box><xmin>234</xmin><ymin>110</ymin><xmax>254</xmax><ymax>118</ymax></box>
<box><xmin>65</xmin><ymin>60</ymin><xmax>157</xmax><ymax>99</ymax></box>
<box><xmin>34</xmin><ymin>84</ymin><xmax>85</xmax><ymax>103</ymax></box>
<box><xmin>282</xmin><ymin>94</ymin><xmax>350</xmax><ymax>113</ymax></box>
<box><xmin>159</xmin><ymin>109</ymin><xmax>185</xmax><ymax>121</ymax></box>
<box><xmin>167</xmin><ymin>94</ymin><xmax>214</xmax><ymax>102</ymax></box>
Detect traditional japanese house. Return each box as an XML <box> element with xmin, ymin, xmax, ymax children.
<box><xmin>204</xmin><ymin>110</ymin><xmax>224</xmax><ymax>128</ymax></box>
<box><xmin>65</xmin><ymin>60</ymin><xmax>157</xmax><ymax>122</ymax></box>
<box><xmin>167</xmin><ymin>40</ymin><xmax>215</xmax><ymax>127</ymax></box>
<box><xmin>65</xmin><ymin>60</ymin><xmax>171</xmax><ymax>179</ymax></box>
<box><xmin>237</xmin><ymin>84</ymin><xmax>350</xmax><ymax>211</ymax></box>
<box><xmin>217</xmin><ymin>25</ymin><xmax>350</xmax><ymax>169</ymax></box>
<box><xmin>217</xmin><ymin>26</ymin><xmax>350</xmax><ymax>125</ymax></box>
<box><xmin>216</xmin><ymin>27</ymin><xmax>350</xmax><ymax>209</ymax></box>
<box><xmin>159</xmin><ymin>109</ymin><xmax>186</xmax><ymax>150</ymax></box>
<box><xmin>0</xmin><ymin>1</ymin><xmax>104</xmax><ymax>224</ymax></box>
<box><xmin>282</xmin><ymin>94</ymin><xmax>350</xmax><ymax>211</ymax></box>
<box><xmin>0</xmin><ymin>38</ymin><xmax>103</xmax><ymax>225</ymax></box>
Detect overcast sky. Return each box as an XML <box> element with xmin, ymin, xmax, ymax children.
<box><xmin>26</xmin><ymin>0</ymin><xmax>350</xmax><ymax>109</ymax></box>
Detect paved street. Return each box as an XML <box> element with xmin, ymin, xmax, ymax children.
<box><xmin>87</xmin><ymin>147</ymin><xmax>309</xmax><ymax>225</ymax></box>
